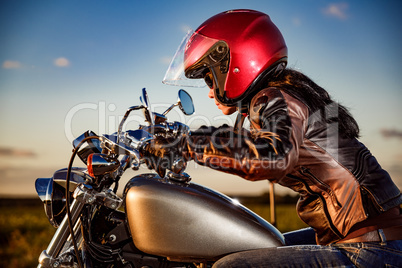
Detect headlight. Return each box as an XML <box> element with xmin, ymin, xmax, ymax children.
<box><xmin>35</xmin><ymin>168</ymin><xmax>91</xmax><ymax>227</ymax></box>
<box><xmin>35</xmin><ymin>177</ymin><xmax>67</xmax><ymax>227</ymax></box>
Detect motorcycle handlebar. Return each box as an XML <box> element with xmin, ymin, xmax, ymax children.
<box><xmin>100</xmin><ymin>120</ymin><xmax>190</xmax><ymax>175</ymax></box>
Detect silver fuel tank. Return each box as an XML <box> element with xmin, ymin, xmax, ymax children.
<box><xmin>124</xmin><ymin>174</ymin><xmax>284</xmax><ymax>262</ymax></box>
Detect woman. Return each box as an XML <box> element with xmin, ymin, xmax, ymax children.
<box><xmin>160</xmin><ymin>9</ymin><xmax>402</xmax><ymax>267</ymax></box>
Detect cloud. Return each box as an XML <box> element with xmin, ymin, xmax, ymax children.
<box><xmin>2</xmin><ymin>60</ymin><xmax>22</xmax><ymax>69</ymax></box>
<box><xmin>322</xmin><ymin>3</ymin><xmax>349</xmax><ymax>20</ymax></box>
<box><xmin>0</xmin><ymin>147</ymin><xmax>36</xmax><ymax>157</ymax></box>
<box><xmin>54</xmin><ymin>57</ymin><xmax>70</xmax><ymax>67</ymax></box>
<box><xmin>381</xmin><ymin>129</ymin><xmax>402</xmax><ymax>139</ymax></box>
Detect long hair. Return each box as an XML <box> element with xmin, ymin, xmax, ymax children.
<box><xmin>266</xmin><ymin>68</ymin><xmax>360</xmax><ymax>139</ymax></box>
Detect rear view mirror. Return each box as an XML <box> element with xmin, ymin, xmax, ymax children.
<box><xmin>178</xmin><ymin>89</ymin><xmax>195</xmax><ymax>115</ymax></box>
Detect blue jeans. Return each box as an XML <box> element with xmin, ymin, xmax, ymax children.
<box><xmin>212</xmin><ymin>228</ymin><xmax>402</xmax><ymax>268</ymax></box>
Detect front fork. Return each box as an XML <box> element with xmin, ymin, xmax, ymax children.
<box><xmin>38</xmin><ymin>184</ymin><xmax>123</xmax><ymax>268</ymax></box>
<box><xmin>38</xmin><ymin>199</ymin><xmax>84</xmax><ymax>268</ymax></box>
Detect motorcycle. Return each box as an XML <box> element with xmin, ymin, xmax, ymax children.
<box><xmin>35</xmin><ymin>88</ymin><xmax>284</xmax><ymax>268</ymax></box>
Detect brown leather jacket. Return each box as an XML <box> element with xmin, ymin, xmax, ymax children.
<box><xmin>186</xmin><ymin>87</ymin><xmax>402</xmax><ymax>245</ymax></box>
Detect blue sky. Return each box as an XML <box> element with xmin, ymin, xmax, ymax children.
<box><xmin>1</xmin><ymin>0</ymin><xmax>401</xmax><ymax>197</ymax></box>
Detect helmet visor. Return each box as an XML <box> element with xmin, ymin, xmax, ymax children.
<box><xmin>162</xmin><ymin>30</ymin><xmax>228</xmax><ymax>88</ymax></box>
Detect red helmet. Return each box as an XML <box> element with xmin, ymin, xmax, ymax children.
<box><xmin>183</xmin><ymin>9</ymin><xmax>287</xmax><ymax>107</ymax></box>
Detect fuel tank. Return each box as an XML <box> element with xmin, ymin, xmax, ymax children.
<box><xmin>124</xmin><ymin>174</ymin><xmax>284</xmax><ymax>262</ymax></box>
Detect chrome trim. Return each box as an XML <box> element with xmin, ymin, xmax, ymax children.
<box><xmin>75</xmin><ymin>184</ymin><xmax>123</xmax><ymax>210</ymax></box>
<box><xmin>38</xmin><ymin>199</ymin><xmax>84</xmax><ymax>267</ymax></box>
<box><xmin>117</xmin><ymin>105</ymin><xmax>145</xmax><ymax>143</ymax></box>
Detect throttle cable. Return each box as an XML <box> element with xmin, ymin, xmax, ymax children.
<box><xmin>65</xmin><ymin>135</ymin><xmax>100</xmax><ymax>268</ymax></box>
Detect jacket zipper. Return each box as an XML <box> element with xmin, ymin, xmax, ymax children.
<box><xmin>361</xmin><ymin>186</ymin><xmax>384</xmax><ymax>213</ymax></box>
<box><xmin>300</xmin><ymin>167</ymin><xmax>342</xmax><ymax>209</ymax></box>
<box><xmin>288</xmin><ymin>172</ymin><xmax>344</xmax><ymax>239</ymax></box>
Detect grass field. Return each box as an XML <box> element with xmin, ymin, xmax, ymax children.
<box><xmin>0</xmin><ymin>198</ymin><xmax>307</xmax><ymax>267</ymax></box>
<box><xmin>0</xmin><ymin>202</ymin><xmax>56</xmax><ymax>268</ymax></box>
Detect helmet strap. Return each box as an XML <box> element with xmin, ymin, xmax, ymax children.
<box><xmin>234</xmin><ymin>112</ymin><xmax>246</xmax><ymax>134</ymax></box>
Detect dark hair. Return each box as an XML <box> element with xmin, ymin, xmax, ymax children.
<box><xmin>266</xmin><ymin>68</ymin><xmax>360</xmax><ymax>139</ymax></box>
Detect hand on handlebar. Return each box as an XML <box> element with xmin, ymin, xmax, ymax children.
<box><xmin>140</xmin><ymin>124</ymin><xmax>189</xmax><ymax>178</ymax></box>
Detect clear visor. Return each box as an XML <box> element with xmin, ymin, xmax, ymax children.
<box><xmin>162</xmin><ymin>30</ymin><xmax>227</xmax><ymax>88</ymax></box>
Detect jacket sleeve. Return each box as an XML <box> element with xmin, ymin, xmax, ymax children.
<box><xmin>185</xmin><ymin>88</ymin><xmax>309</xmax><ymax>181</ymax></box>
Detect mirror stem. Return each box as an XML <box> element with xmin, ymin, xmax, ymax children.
<box><xmin>162</xmin><ymin>103</ymin><xmax>178</xmax><ymax>116</ymax></box>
